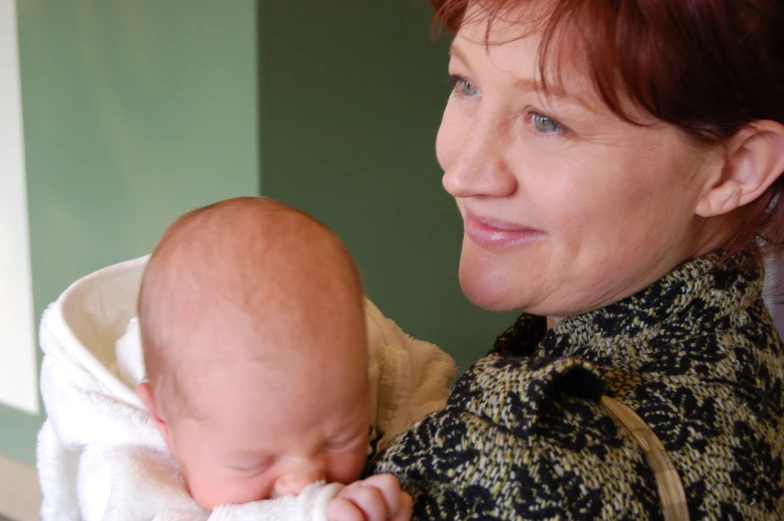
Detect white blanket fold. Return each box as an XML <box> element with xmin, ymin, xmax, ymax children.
<box><xmin>37</xmin><ymin>255</ymin><xmax>455</xmax><ymax>521</ymax></box>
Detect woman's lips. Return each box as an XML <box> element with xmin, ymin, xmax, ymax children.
<box><xmin>463</xmin><ymin>210</ymin><xmax>544</xmax><ymax>249</ymax></box>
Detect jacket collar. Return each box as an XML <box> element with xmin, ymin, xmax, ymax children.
<box><xmin>492</xmin><ymin>247</ymin><xmax>765</xmax><ymax>364</ymax></box>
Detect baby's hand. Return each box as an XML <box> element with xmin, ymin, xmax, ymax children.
<box><xmin>327</xmin><ymin>474</ymin><xmax>412</xmax><ymax>521</ymax></box>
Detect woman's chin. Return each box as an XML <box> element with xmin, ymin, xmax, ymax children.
<box><xmin>459</xmin><ymin>264</ymin><xmax>522</xmax><ymax>313</ymax></box>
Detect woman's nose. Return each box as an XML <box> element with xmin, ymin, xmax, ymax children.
<box><xmin>272</xmin><ymin>459</ymin><xmax>326</xmax><ymax>497</ymax></box>
<box><xmin>440</xmin><ymin>113</ymin><xmax>517</xmax><ymax>199</ymax></box>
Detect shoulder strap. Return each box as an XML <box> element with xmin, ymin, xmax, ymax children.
<box><xmin>601</xmin><ymin>396</ymin><xmax>690</xmax><ymax>521</ymax></box>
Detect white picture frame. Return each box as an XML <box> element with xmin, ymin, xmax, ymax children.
<box><xmin>0</xmin><ymin>0</ymin><xmax>39</xmax><ymax>415</ymax></box>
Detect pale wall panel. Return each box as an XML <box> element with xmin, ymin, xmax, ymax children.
<box><xmin>0</xmin><ymin>0</ymin><xmax>38</xmax><ymax>416</ymax></box>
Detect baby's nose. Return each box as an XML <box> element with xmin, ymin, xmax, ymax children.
<box><xmin>273</xmin><ymin>459</ymin><xmax>326</xmax><ymax>497</ymax></box>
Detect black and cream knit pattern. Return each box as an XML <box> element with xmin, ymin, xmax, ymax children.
<box><xmin>367</xmin><ymin>249</ymin><xmax>784</xmax><ymax>519</ymax></box>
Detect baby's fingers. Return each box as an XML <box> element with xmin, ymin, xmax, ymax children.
<box><xmin>333</xmin><ymin>483</ymin><xmax>389</xmax><ymax>521</ymax></box>
<box><xmin>326</xmin><ymin>497</ymin><xmax>364</xmax><ymax>521</ymax></box>
<box><xmin>355</xmin><ymin>474</ymin><xmax>405</xmax><ymax>516</ymax></box>
<box><xmin>388</xmin><ymin>491</ymin><xmax>412</xmax><ymax>521</ymax></box>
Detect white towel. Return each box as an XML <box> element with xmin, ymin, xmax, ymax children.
<box><xmin>364</xmin><ymin>300</ymin><xmax>456</xmax><ymax>451</ymax></box>
<box><xmin>37</xmin><ymin>255</ymin><xmax>455</xmax><ymax>521</ymax></box>
<box><xmin>77</xmin><ymin>442</ymin><xmax>341</xmax><ymax>521</ymax></box>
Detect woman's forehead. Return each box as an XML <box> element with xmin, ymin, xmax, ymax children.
<box><xmin>452</xmin><ymin>4</ymin><xmax>660</xmax><ymax>126</ymax></box>
<box><xmin>459</xmin><ymin>0</ymin><xmax>554</xmax><ymax>42</ymax></box>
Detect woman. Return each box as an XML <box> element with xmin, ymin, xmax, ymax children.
<box><xmin>367</xmin><ymin>0</ymin><xmax>784</xmax><ymax>519</ymax></box>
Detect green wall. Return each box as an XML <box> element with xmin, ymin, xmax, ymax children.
<box><xmin>3</xmin><ymin>0</ymin><xmax>258</xmax><ymax>464</ymax></box>
<box><xmin>258</xmin><ymin>1</ymin><xmax>517</xmax><ymax>373</ymax></box>
<box><xmin>3</xmin><ymin>0</ymin><xmax>517</xmax><ymax>467</ymax></box>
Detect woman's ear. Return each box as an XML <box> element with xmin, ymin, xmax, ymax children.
<box><xmin>137</xmin><ymin>381</ymin><xmax>173</xmax><ymax>451</ymax></box>
<box><xmin>696</xmin><ymin>120</ymin><xmax>784</xmax><ymax>217</ymax></box>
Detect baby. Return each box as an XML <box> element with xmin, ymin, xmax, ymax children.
<box><xmin>134</xmin><ymin>197</ymin><xmax>410</xmax><ymax>519</ymax></box>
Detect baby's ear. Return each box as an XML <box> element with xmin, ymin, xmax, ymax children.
<box><xmin>696</xmin><ymin>120</ymin><xmax>784</xmax><ymax>217</ymax></box>
<box><xmin>137</xmin><ymin>382</ymin><xmax>173</xmax><ymax>451</ymax></box>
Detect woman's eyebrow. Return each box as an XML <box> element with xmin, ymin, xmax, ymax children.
<box><xmin>449</xmin><ymin>41</ymin><xmax>468</xmax><ymax>62</ymax></box>
<box><xmin>513</xmin><ymin>76</ymin><xmax>596</xmax><ymax>112</ymax></box>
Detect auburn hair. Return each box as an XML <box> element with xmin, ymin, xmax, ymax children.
<box><xmin>428</xmin><ymin>0</ymin><xmax>784</xmax><ymax>257</ymax></box>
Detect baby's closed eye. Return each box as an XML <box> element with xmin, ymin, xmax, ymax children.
<box><xmin>230</xmin><ymin>457</ymin><xmax>275</xmax><ymax>474</ymax></box>
<box><xmin>324</xmin><ymin>430</ymin><xmax>367</xmax><ymax>452</ymax></box>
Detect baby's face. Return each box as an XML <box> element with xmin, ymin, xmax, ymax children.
<box><xmin>166</xmin><ymin>351</ymin><xmax>370</xmax><ymax>510</ymax></box>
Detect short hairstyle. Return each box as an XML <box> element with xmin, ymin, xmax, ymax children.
<box><xmin>428</xmin><ymin>0</ymin><xmax>784</xmax><ymax>257</ymax></box>
<box><xmin>137</xmin><ymin>197</ymin><xmax>364</xmax><ymax>417</ymax></box>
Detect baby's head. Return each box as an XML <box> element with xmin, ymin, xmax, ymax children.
<box><xmin>136</xmin><ymin>197</ymin><xmax>369</xmax><ymax>510</ymax></box>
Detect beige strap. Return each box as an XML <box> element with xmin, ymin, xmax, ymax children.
<box><xmin>601</xmin><ymin>396</ymin><xmax>690</xmax><ymax>521</ymax></box>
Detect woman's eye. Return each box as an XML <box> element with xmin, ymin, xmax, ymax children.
<box><xmin>458</xmin><ymin>79</ymin><xmax>478</xmax><ymax>97</ymax></box>
<box><xmin>448</xmin><ymin>75</ymin><xmax>479</xmax><ymax>98</ymax></box>
<box><xmin>531</xmin><ymin>113</ymin><xmax>562</xmax><ymax>134</ymax></box>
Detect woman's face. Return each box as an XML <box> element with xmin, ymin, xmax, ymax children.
<box><xmin>438</xmin><ymin>13</ymin><xmax>725</xmax><ymax>319</ymax></box>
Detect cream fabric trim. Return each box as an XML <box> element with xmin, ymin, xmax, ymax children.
<box><xmin>0</xmin><ymin>453</ymin><xmax>41</xmax><ymax>521</ymax></box>
<box><xmin>601</xmin><ymin>396</ymin><xmax>690</xmax><ymax>521</ymax></box>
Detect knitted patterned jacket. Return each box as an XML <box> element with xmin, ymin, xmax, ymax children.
<box><xmin>367</xmin><ymin>250</ymin><xmax>784</xmax><ymax>520</ymax></box>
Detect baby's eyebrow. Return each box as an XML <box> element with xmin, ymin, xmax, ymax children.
<box><xmin>226</xmin><ymin>452</ymin><xmax>274</xmax><ymax>464</ymax></box>
<box><xmin>330</xmin><ymin>426</ymin><xmax>369</xmax><ymax>443</ymax></box>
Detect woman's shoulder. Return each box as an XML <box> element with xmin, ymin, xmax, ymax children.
<box><xmin>447</xmin><ymin>354</ymin><xmax>608</xmax><ymax>438</ymax></box>
<box><xmin>370</xmin><ymin>353</ymin><xmax>663</xmax><ymax>519</ymax></box>
<box><xmin>371</xmin><ymin>344</ymin><xmax>784</xmax><ymax>520</ymax></box>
